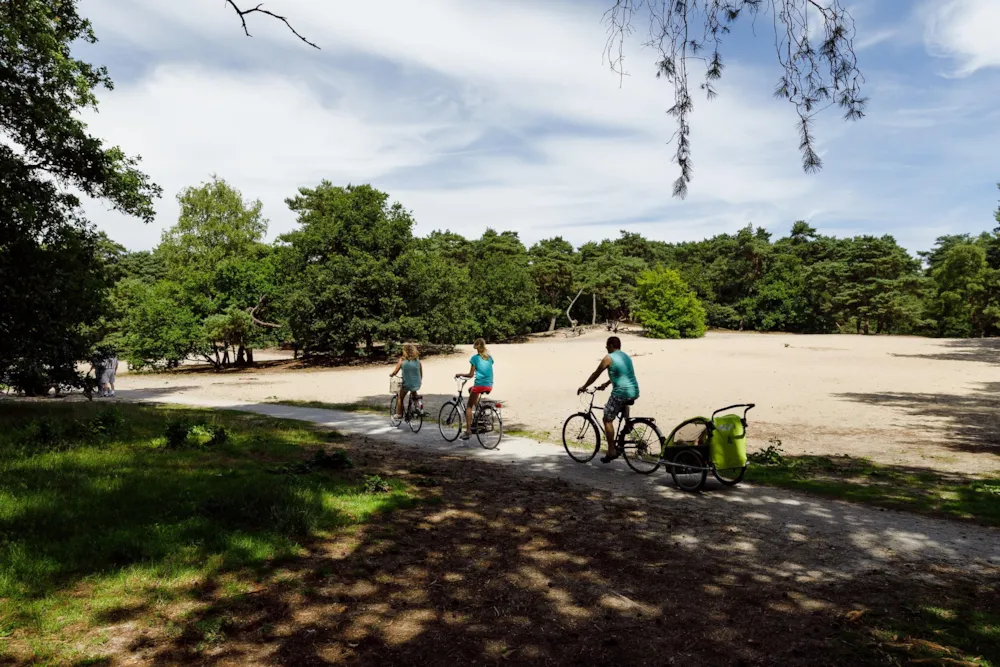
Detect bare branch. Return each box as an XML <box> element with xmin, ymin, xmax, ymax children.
<box><xmin>225</xmin><ymin>1</ymin><xmax>319</xmax><ymax>49</ymax></box>
<box><xmin>247</xmin><ymin>295</ymin><xmax>282</xmax><ymax>328</ymax></box>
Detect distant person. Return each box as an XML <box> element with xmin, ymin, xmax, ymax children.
<box><xmin>389</xmin><ymin>343</ymin><xmax>423</xmax><ymax>421</ymax></box>
<box><xmin>90</xmin><ymin>354</ymin><xmax>106</xmax><ymax>398</ymax></box>
<box><xmin>456</xmin><ymin>338</ymin><xmax>494</xmax><ymax>441</ymax></box>
<box><xmin>577</xmin><ymin>336</ymin><xmax>639</xmax><ymax>463</ymax></box>
<box><xmin>102</xmin><ymin>353</ymin><xmax>119</xmax><ymax>398</ymax></box>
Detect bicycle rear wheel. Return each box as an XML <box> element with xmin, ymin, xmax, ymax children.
<box><xmin>621</xmin><ymin>417</ymin><xmax>664</xmax><ymax>474</ymax></box>
<box><xmin>407</xmin><ymin>397</ymin><xmax>423</xmax><ymax>433</ymax></box>
<box><xmin>389</xmin><ymin>395</ymin><xmax>401</xmax><ymax>427</ymax></box>
<box><xmin>561</xmin><ymin>413</ymin><xmax>600</xmax><ymax>463</ymax></box>
<box><xmin>475</xmin><ymin>406</ymin><xmax>503</xmax><ymax>450</ymax></box>
<box><xmin>438</xmin><ymin>402</ymin><xmax>462</xmax><ymax>442</ymax></box>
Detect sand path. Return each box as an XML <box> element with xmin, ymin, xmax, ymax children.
<box><xmin>125</xmin><ymin>392</ymin><xmax>1000</xmax><ymax>574</ymax></box>
<box><xmin>117</xmin><ymin>329</ymin><xmax>1000</xmax><ymax>475</ymax></box>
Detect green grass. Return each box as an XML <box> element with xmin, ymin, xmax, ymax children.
<box><xmin>0</xmin><ymin>401</ymin><xmax>417</xmax><ymax>664</ymax></box>
<box><xmin>872</xmin><ymin>602</ymin><xmax>1000</xmax><ymax>666</ymax></box>
<box><xmin>747</xmin><ymin>446</ymin><xmax>1000</xmax><ymax>526</ymax></box>
<box><xmin>269</xmin><ymin>399</ymin><xmax>383</xmax><ymax>414</ymax></box>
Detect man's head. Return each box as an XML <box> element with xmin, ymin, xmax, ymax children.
<box><xmin>606</xmin><ymin>336</ymin><xmax>622</xmax><ymax>352</ymax></box>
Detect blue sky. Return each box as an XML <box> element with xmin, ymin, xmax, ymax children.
<box><xmin>74</xmin><ymin>0</ymin><xmax>1000</xmax><ymax>254</ymax></box>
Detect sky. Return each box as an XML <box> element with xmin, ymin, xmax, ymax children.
<box><xmin>73</xmin><ymin>0</ymin><xmax>1000</xmax><ymax>254</ymax></box>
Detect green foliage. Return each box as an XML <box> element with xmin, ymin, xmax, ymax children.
<box><xmin>467</xmin><ymin>230</ymin><xmax>539</xmax><ymax>341</ymax></box>
<box><xmin>363</xmin><ymin>474</ymin><xmax>393</xmax><ymax>494</ymax></box>
<box><xmin>634</xmin><ymin>267</ymin><xmax>707</xmax><ymax>339</ymax></box>
<box><xmin>114</xmin><ymin>280</ymin><xmax>201</xmax><ymax>370</ymax></box>
<box><xmin>0</xmin><ymin>0</ymin><xmax>159</xmax><ymax>393</ymax></box>
<box><xmin>530</xmin><ymin>237</ymin><xmax>577</xmax><ymax>330</ymax></box>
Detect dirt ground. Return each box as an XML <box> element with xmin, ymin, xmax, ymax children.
<box><xmin>70</xmin><ymin>437</ymin><xmax>995</xmax><ymax>667</ymax></box>
<box><xmin>114</xmin><ymin>330</ymin><xmax>1000</xmax><ymax>476</ymax></box>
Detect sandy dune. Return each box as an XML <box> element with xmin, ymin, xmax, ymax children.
<box><xmin>115</xmin><ymin>329</ymin><xmax>1000</xmax><ymax>475</ymax></box>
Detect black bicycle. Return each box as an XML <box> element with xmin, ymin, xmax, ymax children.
<box><xmin>389</xmin><ymin>377</ymin><xmax>423</xmax><ymax>433</ymax></box>
<box><xmin>437</xmin><ymin>377</ymin><xmax>503</xmax><ymax>449</ymax></box>
<box><xmin>561</xmin><ymin>387</ymin><xmax>665</xmax><ymax>467</ymax></box>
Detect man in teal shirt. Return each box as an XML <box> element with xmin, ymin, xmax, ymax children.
<box><xmin>577</xmin><ymin>336</ymin><xmax>639</xmax><ymax>463</ymax></box>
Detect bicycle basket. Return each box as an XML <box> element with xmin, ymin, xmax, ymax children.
<box><xmin>710</xmin><ymin>414</ymin><xmax>747</xmax><ymax>469</ymax></box>
<box><xmin>390</xmin><ymin>376</ymin><xmax>402</xmax><ymax>393</ymax></box>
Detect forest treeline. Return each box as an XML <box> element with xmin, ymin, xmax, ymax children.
<box><xmin>85</xmin><ymin>177</ymin><xmax>1000</xmax><ymax>375</ymax></box>
<box><xmin>6</xmin><ymin>176</ymin><xmax>1000</xmax><ymax>393</ymax></box>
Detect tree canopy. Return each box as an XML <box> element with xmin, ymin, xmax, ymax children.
<box><xmin>1</xmin><ymin>0</ymin><xmax>159</xmax><ymax>392</ymax></box>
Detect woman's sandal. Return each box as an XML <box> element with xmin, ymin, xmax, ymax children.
<box><xmin>600</xmin><ymin>450</ymin><xmax>621</xmax><ymax>464</ymax></box>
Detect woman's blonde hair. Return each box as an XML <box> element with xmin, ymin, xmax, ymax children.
<box><xmin>473</xmin><ymin>338</ymin><xmax>491</xmax><ymax>361</ymax></box>
<box><xmin>402</xmin><ymin>343</ymin><xmax>419</xmax><ymax>361</ymax></box>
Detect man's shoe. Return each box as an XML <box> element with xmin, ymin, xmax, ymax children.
<box><xmin>600</xmin><ymin>451</ymin><xmax>620</xmax><ymax>464</ymax></box>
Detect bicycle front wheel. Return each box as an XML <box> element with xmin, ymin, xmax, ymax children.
<box><xmin>389</xmin><ymin>395</ymin><xmax>401</xmax><ymax>427</ymax></box>
<box><xmin>408</xmin><ymin>398</ymin><xmax>423</xmax><ymax>433</ymax></box>
<box><xmin>438</xmin><ymin>402</ymin><xmax>462</xmax><ymax>442</ymax></box>
<box><xmin>561</xmin><ymin>413</ymin><xmax>600</xmax><ymax>463</ymax></box>
<box><xmin>476</xmin><ymin>406</ymin><xmax>503</xmax><ymax>450</ymax></box>
<box><xmin>621</xmin><ymin>417</ymin><xmax>664</xmax><ymax>474</ymax></box>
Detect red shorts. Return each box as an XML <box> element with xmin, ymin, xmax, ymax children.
<box><xmin>470</xmin><ymin>386</ymin><xmax>492</xmax><ymax>395</ymax></box>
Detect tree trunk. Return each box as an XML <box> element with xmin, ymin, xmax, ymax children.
<box><xmin>246</xmin><ymin>348</ymin><xmax>254</xmax><ymax>364</ymax></box>
<box><xmin>863</xmin><ymin>319</ymin><xmax>870</xmax><ymax>335</ymax></box>
<box><xmin>222</xmin><ymin>347</ymin><xmax>230</xmax><ymax>366</ymax></box>
<box><xmin>365</xmin><ymin>333</ymin><xmax>374</xmax><ymax>357</ymax></box>
<box><xmin>591</xmin><ymin>293</ymin><xmax>597</xmax><ymax>326</ymax></box>
<box><xmin>236</xmin><ymin>345</ymin><xmax>246</xmax><ymax>365</ymax></box>
<box><xmin>566</xmin><ymin>288</ymin><xmax>583</xmax><ymax>328</ymax></box>
<box><xmin>548</xmin><ymin>315</ymin><xmax>557</xmax><ymax>332</ymax></box>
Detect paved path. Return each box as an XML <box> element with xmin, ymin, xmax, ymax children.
<box><xmin>123</xmin><ymin>390</ymin><xmax>1000</xmax><ymax>573</ymax></box>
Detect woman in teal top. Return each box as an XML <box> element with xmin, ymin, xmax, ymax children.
<box><xmin>577</xmin><ymin>336</ymin><xmax>639</xmax><ymax>463</ymax></box>
<box><xmin>456</xmin><ymin>338</ymin><xmax>494</xmax><ymax>440</ymax></box>
<box><xmin>389</xmin><ymin>343</ymin><xmax>423</xmax><ymax>421</ymax></box>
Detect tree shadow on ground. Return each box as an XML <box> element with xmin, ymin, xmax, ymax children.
<box><xmin>836</xmin><ymin>381</ymin><xmax>1000</xmax><ymax>459</ymax></box>
<box><xmin>889</xmin><ymin>338</ymin><xmax>1000</xmax><ymax>366</ymax></box>
<box><xmin>134</xmin><ymin>445</ymin><xmax>1000</xmax><ymax>667</ymax></box>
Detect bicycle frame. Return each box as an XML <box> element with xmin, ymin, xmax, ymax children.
<box><xmin>579</xmin><ymin>388</ymin><xmax>634</xmax><ymax>448</ymax></box>
<box><xmin>449</xmin><ymin>378</ymin><xmax>497</xmax><ymax>429</ymax></box>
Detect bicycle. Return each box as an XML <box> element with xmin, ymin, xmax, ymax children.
<box><xmin>437</xmin><ymin>377</ymin><xmax>503</xmax><ymax>449</ymax></box>
<box><xmin>389</xmin><ymin>376</ymin><xmax>423</xmax><ymax>433</ymax></box>
<box><xmin>562</xmin><ymin>387</ymin><xmax>665</xmax><ymax>466</ymax></box>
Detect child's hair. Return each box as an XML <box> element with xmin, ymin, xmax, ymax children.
<box><xmin>473</xmin><ymin>338</ymin><xmax>491</xmax><ymax>361</ymax></box>
<box><xmin>402</xmin><ymin>343</ymin><xmax>419</xmax><ymax>361</ymax></box>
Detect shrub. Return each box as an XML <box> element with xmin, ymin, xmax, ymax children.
<box><xmin>634</xmin><ymin>267</ymin><xmax>707</xmax><ymax>339</ymax></box>
<box><xmin>362</xmin><ymin>474</ymin><xmax>391</xmax><ymax>494</ymax></box>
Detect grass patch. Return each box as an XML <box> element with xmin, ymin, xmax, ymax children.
<box><xmin>0</xmin><ymin>401</ymin><xmax>417</xmax><ymax>663</ymax></box>
<box><xmin>269</xmin><ymin>399</ymin><xmax>383</xmax><ymax>414</ymax></box>
<box><xmin>505</xmin><ymin>428</ymin><xmax>554</xmax><ymax>443</ymax></box>
<box><xmin>747</xmin><ymin>440</ymin><xmax>1000</xmax><ymax>526</ymax></box>
<box><xmin>868</xmin><ymin>598</ymin><xmax>1000</xmax><ymax>666</ymax></box>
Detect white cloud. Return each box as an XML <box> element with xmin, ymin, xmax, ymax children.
<box><xmin>71</xmin><ymin>0</ymin><xmax>1000</xmax><ymax>254</ymax></box>
<box><xmin>922</xmin><ymin>0</ymin><xmax>1000</xmax><ymax>76</ymax></box>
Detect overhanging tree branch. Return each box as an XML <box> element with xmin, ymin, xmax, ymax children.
<box><xmin>604</xmin><ymin>0</ymin><xmax>866</xmax><ymax>198</ymax></box>
<box><xmin>224</xmin><ymin>1</ymin><xmax>320</xmax><ymax>49</ymax></box>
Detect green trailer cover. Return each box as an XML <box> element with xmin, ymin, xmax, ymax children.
<box><xmin>710</xmin><ymin>414</ymin><xmax>747</xmax><ymax>469</ymax></box>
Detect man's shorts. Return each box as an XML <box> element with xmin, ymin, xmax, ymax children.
<box><xmin>603</xmin><ymin>394</ymin><xmax>632</xmax><ymax>422</ymax></box>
